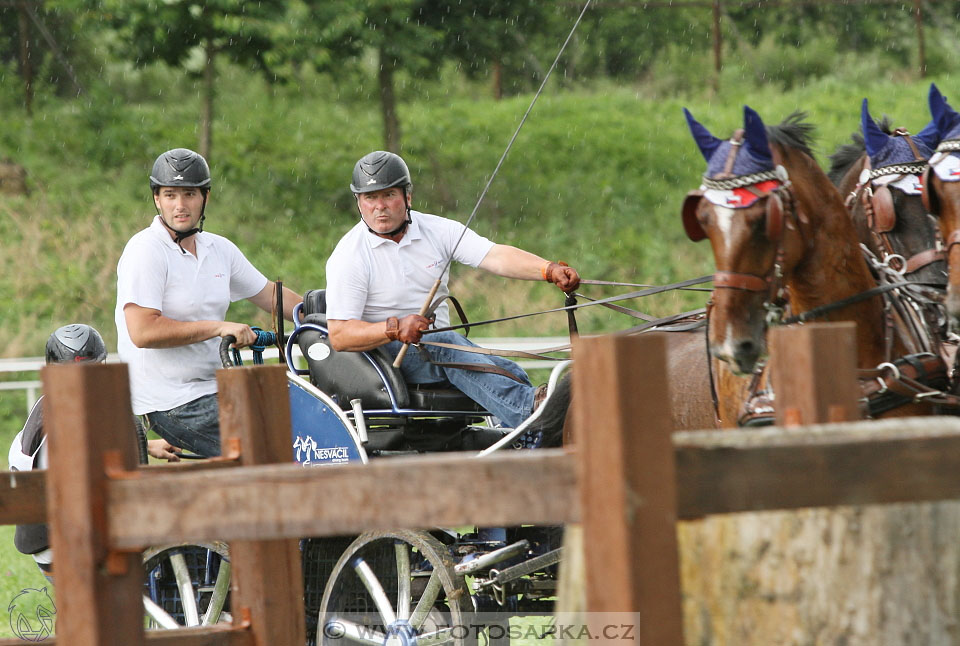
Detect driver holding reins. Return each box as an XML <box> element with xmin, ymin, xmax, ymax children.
<box><xmin>115</xmin><ymin>148</ymin><xmax>302</xmax><ymax>457</ymax></box>
<box><xmin>325</xmin><ymin>151</ymin><xmax>580</xmax><ymax>428</ymax></box>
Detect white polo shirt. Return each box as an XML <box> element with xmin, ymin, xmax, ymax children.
<box><xmin>325</xmin><ymin>211</ymin><xmax>494</xmax><ymax>328</ymax></box>
<box><xmin>115</xmin><ymin>216</ymin><xmax>268</xmax><ymax>414</ymax></box>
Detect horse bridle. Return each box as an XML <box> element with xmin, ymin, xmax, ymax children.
<box><xmin>681</xmin><ymin>132</ymin><xmax>797</xmax><ymax>313</ymax></box>
<box><xmin>851</xmin><ymin>129</ymin><xmax>943</xmax><ymax>275</ymax></box>
<box><xmin>922</xmin><ymin>139</ymin><xmax>960</xmax><ymax>253</ymax></box>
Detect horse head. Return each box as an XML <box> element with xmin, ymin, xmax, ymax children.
<box><xmin>830</xmin><ymin>99</ymin><xmax>944</xmax><ymax>286</ymax></box>
<box><xmin>682</xmin><ymin>106</ymin><xmax>809</xmax><ymax>375</ymax></box>
<box><xmin>924</xmin><ymin>83</ymin><xmax>960</xmax><ymax>332</ymax></box>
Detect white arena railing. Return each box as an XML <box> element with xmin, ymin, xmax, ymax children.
<box><xmin>0</xmin><ymin>337</ymin><xmax>569</xmax><ymax>414</ymax></box>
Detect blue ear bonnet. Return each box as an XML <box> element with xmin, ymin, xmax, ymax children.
<box><xmin>930</xmin><ymin>83</ymin><xmax>960</xmax><ymax>142</ymax></box>
<box><xmin>867</xmin><ymin>134</ymin><xmax>934</xmax><ymax>168</ymax></box>
<box><xmin>861</xmin><ymin>97</ymin><xmax>935</xmax><ymax>168</ymax></box>
<box><xmin>704</xmin><ymin>141</ymin><xmax>775</xmax><ymax>178</ymax></box>
<box><xmin>685</xmin><ymin>105</ymin><xmax>775</xmax><ymax>180</ymax></box>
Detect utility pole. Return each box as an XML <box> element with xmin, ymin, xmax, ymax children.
<box><xmin>914</xmin><ymin>0</ymin><xmax>926</xmax><ymax>78</ymax></box>
<box><xmin>712</xmin><ymin>0</ymin><xmax>722</xmax><ymax>93</ymax></box>
<box><xmin>17</xmin><ymin>0</ymin><xmax>32</xmax><ymax>115</ymax></box>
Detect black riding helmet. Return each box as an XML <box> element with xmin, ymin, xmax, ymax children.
<box><xmin>351</xmin><ymin>151</ymin><xmax>413</xmax><ymax>236</ymax></box>
<box><xmin>149</xmin><ymin>148</ymin><xmax>211</xmax><ymax>251</ymax></box>
<box><xmin>45</xmin><ymin>324</ymin><xmax>107</xmax><ymax>364</ymax></box>
<box><xmin>350</xmin><ymin>151</ymin><xmax>412</xmax><ymax>193</ymax></box>
<box><xmin>149</xmin><ymin>148</ymin><xmax>212</xmax><ymax>191</ymax></box>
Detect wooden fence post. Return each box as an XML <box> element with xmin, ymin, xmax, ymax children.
<box><xmin>217</xmin><ymin>365</ymin><xmax>305</xmax><ymax>645</ymax></box>
<box><xmin>572</xmin><ymin>333</ymin><xmax>683</xmax><ymax>644</ymax></box>
<box><xmin>769</xmin><ymin>322</ymin><xmax>859</xmax><ymax>426</ymax></box>
<box><xmin>44</xmin><ymin>363</ymin><xmax>144</xmax><ymax>646</ymax></box>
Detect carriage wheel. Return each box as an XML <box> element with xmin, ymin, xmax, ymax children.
<box><xmin>142</xmin><ymin>542</ymin><xmax>231</xmax><ymax>629</ymax></box>
<box><xmin>317</xmin><ymin>530</ymin><xmax>476</xmax><ymax>646</ymax></box>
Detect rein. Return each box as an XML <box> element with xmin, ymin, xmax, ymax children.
<box><xmin>416</xmin><ymin>276</ymin><xmax>713</xmax><ymax>361</ymax></box>
<box><xmin>424</xmin><ymin>275</ymin><xmax>713</xmax><ymax>336</ymax></box>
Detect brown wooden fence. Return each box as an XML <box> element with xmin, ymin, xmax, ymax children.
<box><xmin>3</xmin><ymin>323</ymin><xmax>960</xmax><ymax>645</ymax></box>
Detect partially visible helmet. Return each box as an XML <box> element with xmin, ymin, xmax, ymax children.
<box><xmin>350</xmin><ymin>151</ymin><xmax>412</xmax><ymax>194</ymax></box>
<box><xmin>45</xmin><ymin>324</ymin><xmax>107</xmax><ymax>364</ymax></box>
<box><xmin>149</xmin><ymin>148</ymin><xmax>212</xmax><ymax>191</ymax></box>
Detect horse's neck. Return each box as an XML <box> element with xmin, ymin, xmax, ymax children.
<box><xmin>784</xmin><ymin>156</ymin><xmax>886</xmax><ymax>366</ymax></box>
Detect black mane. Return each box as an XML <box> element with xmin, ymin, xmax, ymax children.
<box><xmin>827</xmin><ymin>115</ymin><xmax>893</xmax><ymax>185</ymax></box>
<box><xmin>765</xmin><ymin>111</ymin><xmax>817</xmax><ymax>160</ymax></box>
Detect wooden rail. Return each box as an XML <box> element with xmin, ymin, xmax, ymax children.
<box><xmin>1</xmin><ymin>323</ymin><xmax>960</xmax><ymax>644</ymax></box>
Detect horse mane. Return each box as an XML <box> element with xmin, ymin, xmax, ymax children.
<box><xmin>827</xmin><ymin>116</ymin><xmax>894</xmax><ymax>185</ymax></box>
<box><xmin>765</xmin><ymin>111</ymin><xmax>817</xmax><ymax>159</ymax></box>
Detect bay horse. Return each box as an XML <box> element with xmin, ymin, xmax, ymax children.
<box><xmin>828</xmin><ymin>99</ymin><xmax>945</xmax><ymax>288</ymax></box>
<box><xmin>682</xmin><ymin>105</ymin><xmax>938</xmax><ymax>419</ymax></box>
<box><xmin>923</xmin><ymin>83</ymin><xmax>960</xmax><ymax>333</ymax></box>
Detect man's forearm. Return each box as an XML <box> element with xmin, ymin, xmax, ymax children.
<box><xmin>326</xmin><ymin>319</ymin><xmax>391</xmax><ymax>352</ymax></box>
<box><xmin>126</xmin><ymin>311</ymin><xmax>223</xmax><ymax>348</ymax></box>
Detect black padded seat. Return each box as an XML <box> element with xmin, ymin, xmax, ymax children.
<box><xmin>408</xmin><ymin>385</ymin><xmax>485</xmax><ymax>412</ymax></box>
<box><xmin>297</xmin><ymin>291</ymin><xmax>485</xmax><ymax>414</ymax></box>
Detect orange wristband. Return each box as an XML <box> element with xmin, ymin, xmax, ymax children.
<box><xmin>541</xmin><ymin>261</ymin><xmax>552</xmax><ymax>281</ymax></box>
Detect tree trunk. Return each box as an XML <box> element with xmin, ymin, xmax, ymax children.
<box><xmin>492</xmin><ymin>60</ymin><xmax>502</xmax><ymax>101</ymax></box>
<box><xmin>378</xmin><ymin>48</ymin><xmax>401</xmax><ymax>153</ymax></box>
<box><xmin>18</xmin><ymin>2</ymin><xmax>32</xmax><ymax>116</ymax></box>
<box><xmin>199</xmin><ymin>39</ymin><xmax>215</xmax><ymax>160</ymax></box>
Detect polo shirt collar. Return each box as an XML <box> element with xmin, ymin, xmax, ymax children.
<box><xmin>364</xmin><ymin>210</ymin><xmax>422</xmax><ymax>248</ymax></box>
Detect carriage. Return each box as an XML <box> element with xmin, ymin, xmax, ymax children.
<box><xmin>143</xmin><ymin>288</ymin><xmax>571</xmax><ymax>645</ymax></box>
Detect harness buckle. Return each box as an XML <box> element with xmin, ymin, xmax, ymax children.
<box><xmin>875</xmin><ymin>377</ymin><xmax>888</xmax><ymax>394</ymax></box>
<box><xmin>764</xmin><ymin>302</ymin><xmax>784</xmax><ymax>326</ymax></box>
<box><xmin>877</xmin><ymin>361</ymin><xmax>901</xmax><ymax>381</ymax></box>
<box><xmin>884</xmin><ymin>253</ymin><xmax>907</xmax><ymax>276</ymax></box>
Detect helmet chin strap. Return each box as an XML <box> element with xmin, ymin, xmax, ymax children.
<box><xmin>155</xmin><ymin>193</ymin><xmax>208</xmax><ymax>254</ymax></box>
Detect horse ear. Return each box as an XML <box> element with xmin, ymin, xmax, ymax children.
<box><xmin>915</xmin><ymin>118</ymin><xmax>940</xmax><ymax>152</ymax></box>
<box><xmin>742</xmin><ymin>105</ymin><xmax>772</xmax><ymax>161</ymax></box>
<box><xmin>861</xmin><ymin>98</ymin><xmax>890</xmax><ymax>159</ymax></box>
<box><xmin>929</xmin><ymin>82</ymin><xmax>960</xmax><ymax>137</ymax></box>
<box><xmin>683</xmin><ymin>108</ymin><xmax>722</xmax><ymax>162</ymax></box>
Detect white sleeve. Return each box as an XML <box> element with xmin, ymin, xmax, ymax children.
<box><xmin>325</xmin><ymin>247</ymin><xmax>369</xmax><ymax>321</ymax></box>
<box><xmin>441</xmin><ymin>218</ymin><xmax>494</xmax><ymax>268</ymax></box>
<box><xmin>116</xmin><ymin>238</ymin><xmax>167</xmax><ymax>311</ymax></box>
<box><xmin>225</xmin><ymin>239</ymin><xmax>269</xmax><ymax>301</ymax></box>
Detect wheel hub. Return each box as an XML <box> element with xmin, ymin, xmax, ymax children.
<box><xmin>385</xmin><ymin>620</ymin><xmax>416</xmax><ymax>646</ymax></box>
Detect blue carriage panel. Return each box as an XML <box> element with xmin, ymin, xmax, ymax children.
<box><xmin>288</xmin><ymin>374</ymin><xmax>367</xmax><ymax>466</ymax></box>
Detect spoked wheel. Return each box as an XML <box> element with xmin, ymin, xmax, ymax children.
<box><xmin>318</xmin><ymin>530</ymin><xmax>476</xmax><ymax>646</ymax></box>
<box><xmin>142</xmin><ymin>542</ymin><xmax>231</xmax><ymax>629</ymax></box>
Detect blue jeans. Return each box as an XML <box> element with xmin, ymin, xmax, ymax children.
<box><xmin>384</xmin><ymin>332</ymin><xmax>535</xmax><ymax>428</ymax></box>
<box><xmin>145</xmin><ymin>393</ymin><xmax>221</xmax><ymax>458</ymax></box>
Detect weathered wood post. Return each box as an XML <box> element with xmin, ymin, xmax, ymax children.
<box><xmin>572</xmin><ymin>332</ymin><xmax>683</xmax><ymax>644</ymax></box>
<box><xmin>769</xmin><ymin>322</ymin><xmax>860</xmax><ymax>426</ymax></box>
<box><xmin>217</xmin><ymin>365</ymin><xmax>305</xmax><ymax>645</ymax></box>
<box><xmin>44</xmin><ymin>363</ymin><xmax>144</xmax><ymax>646</ymax></box>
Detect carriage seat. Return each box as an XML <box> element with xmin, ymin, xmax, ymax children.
<box><xmin>298</xmin><ymin>290</ymin><xmax>484</xmax><ymax>414</ymax></box>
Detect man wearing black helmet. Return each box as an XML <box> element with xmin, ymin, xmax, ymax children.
<box><xmin>325</xmin><ymin>151</ymin><xmax>580</xmax><ymax>429</ymax></box>
<box><xmin>116</xmin><ymin>148</ymin><xmax>302</xmax><ymax>457</ymax></box>
<box><xmin>8</xmin><ymin>324</ymin><xmax>181</xmax><ymax>582</ymax></box>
